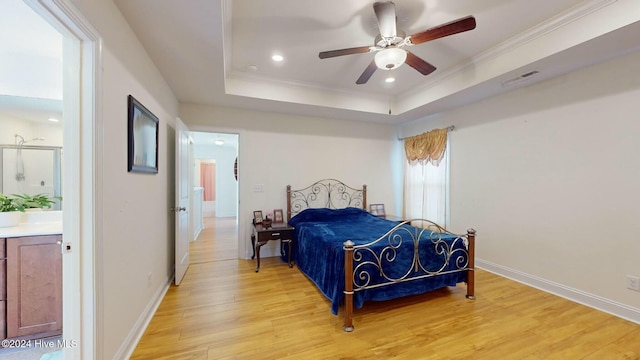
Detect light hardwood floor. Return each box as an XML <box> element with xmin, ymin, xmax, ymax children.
<box><xmin>132</xmin><ymin>218</ymin><xmax>640</xmax><ymax>359</ymax></box>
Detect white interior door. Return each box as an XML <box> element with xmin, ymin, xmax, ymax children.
<box><xmin>175</xmin><ymin>117</ymin><xmax>190</xmax><ymax>285</ymax></box>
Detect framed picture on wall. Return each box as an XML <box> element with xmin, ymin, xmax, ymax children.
<box><xmin>253</xmin><ymin>210</ymin><xmax>263</xmax><ymax>225</ymax></box>
<box><xmin>273</xmin><ymin>209</ymin><xmax>284</xmax><ymax>223</ymax></box>
<box><xmin>369</xmin><ymin>203</ymin><xmax>386</xmax><ymax>217</ymax></box>
<box><xmin>127</xmin><ymin>95</ymin><xmax>159</xmax><ymax>174</ymax></box>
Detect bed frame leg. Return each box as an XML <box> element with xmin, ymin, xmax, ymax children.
<box><xmin>466</xmin><ymin>229</ymin><xmax>476</xmax><ymax>300</ymax></box>
<box><xmin>343</xmin><ymin>240</ymin><xmax>355</xmax><ymax>332</ymax></box>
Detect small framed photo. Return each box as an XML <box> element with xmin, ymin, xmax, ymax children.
<box><xmin>273</xmin><ymin>209</ymin><xmax>284</xmax><ymax>223</ymax></box>
<box><xmin>127</xmin><ymin>95</ymin><xmax>159</xmax><ymax>174</ymax></box>
<box><xmin>369</xmin><ymin>203</ymin><xmax>386</xmax><ymax>217</ymax></box>
<box><xmin>253</xmin><ymin>210</ymin><xmax>263</xmax><ymax>224</ymax></box>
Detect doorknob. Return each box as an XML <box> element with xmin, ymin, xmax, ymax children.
<box><xmin>170</xmin><ymin>206</ymin><xmax>187</xmax><ymax>212</ymax></box>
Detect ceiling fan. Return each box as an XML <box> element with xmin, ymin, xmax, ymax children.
<box><xmin>318</xmin><ymin>1</ymin><xmax>476</xmax><ymax>84</ymax></box>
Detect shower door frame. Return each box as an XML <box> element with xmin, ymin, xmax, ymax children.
<box><xmin>0</xmin><ymin>144</ymin><xmax>63</xmax><ymax>203</ymax></box>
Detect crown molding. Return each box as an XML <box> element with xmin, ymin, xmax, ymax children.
<box><xmin>403</xmin><ymin>0</ymin><xmax>618</xmax><ymax>95</ymax></box>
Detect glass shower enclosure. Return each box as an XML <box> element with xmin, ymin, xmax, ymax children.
<box><xmin>0</xmin><ymin>144</ymin><xmax>62</xmax><ymax>210</ymax></box>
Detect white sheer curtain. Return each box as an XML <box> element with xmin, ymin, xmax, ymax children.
<box><xmin>403</xmin><ymin>146</ymin><xmax>448</xmax><ymax>227</ymax></box>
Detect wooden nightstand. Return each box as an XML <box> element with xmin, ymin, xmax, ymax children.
<box><xmin>251</xmin><ymin>223</ymin><xmax>294</xmax><ymax>272</ymax></box>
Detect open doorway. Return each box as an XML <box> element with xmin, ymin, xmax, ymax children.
<box><xmin>190</xmin><ymin>132</ymin><xmax>239</xmax><ymax>262</ymax></box>
<box><xmin>0</xmin><ymin>2</ymin><xmax>65</xmax><ymax>359</ymax></box>
<box><xmin>1</xmin><ymin>1</ymin><xmax>99</xmax><ymax>358</ymax></box>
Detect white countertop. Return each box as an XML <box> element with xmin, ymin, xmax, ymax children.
<box><xmin>0</xmin><ymin>211</ymin><xmax>63</xmax><ymax>238</ymax></box>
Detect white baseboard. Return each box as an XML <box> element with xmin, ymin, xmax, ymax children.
<box><xmin>192</xmin><ymin>225</ymin><xmax>203</xmax><ymax>242</ymax></box>
<box><xmin>115</xmin><ymin>275</ymin><xmax>173</xmax><ymax>360</ymax></box>
<box><xmin>477</xmin><ymin>259</ymin><xmax>640</xmax><ymax>325</ymax></box>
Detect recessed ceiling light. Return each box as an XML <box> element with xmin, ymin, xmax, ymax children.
<box><xmin>48</xmin><ymin>118</ymin><xmax>59</xmax><ymax>122</ymax></box>
<box><xmin>214</xmin><ymin>139</ymin><xmax>224</xmax><ymax>146</ymax></box>
<box><xmin>271</xmin><ymin>54</ymin><xmax>284</xmax><ymax>62</ymax></box>
<box><xmin>385</xmin><ymin>77</ymin><xmax>396</xmax><ymax>83</ymax></box>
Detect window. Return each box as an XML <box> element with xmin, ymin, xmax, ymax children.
<box><xmin>403</xmin><ymin>144</ymin><xmax>448</xmax><ymax>227</ymax></box>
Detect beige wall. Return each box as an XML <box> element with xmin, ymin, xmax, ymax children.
<box><xmin>180</xmin><ymin>104</ymin><xmax>403</xmax><ymax>258</ymax></box>
<box><xmin>400</xmin><ymin>49</ymin><xmax>640</xmax><ymax>322</ymax></box>
<box><xmin>67</xmin><ymin>0</ymin><xmax>178</xmax><ymax>358</ymax></box>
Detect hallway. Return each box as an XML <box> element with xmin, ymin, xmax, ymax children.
<box><xmin>190</xmin><ymin>216</ymin><xmax>238</xmax><ymax>264</ymax></box>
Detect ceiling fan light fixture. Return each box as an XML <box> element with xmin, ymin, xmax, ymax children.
<box><xmin>374</xmin><ymin>47</ymin><xmax>406</xmax><ymax>70</ymax></box>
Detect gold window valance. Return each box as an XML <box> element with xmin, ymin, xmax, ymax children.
<box><xmin>404</xmin><ymin>128</ymin><xmax>448</xmax><ymax>165</ymax></box>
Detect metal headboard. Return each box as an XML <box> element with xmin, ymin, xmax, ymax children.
<box><xmin>286</xmin><ymin>179</ymin><xmax>367</xmax><ymax>221</ymax></box>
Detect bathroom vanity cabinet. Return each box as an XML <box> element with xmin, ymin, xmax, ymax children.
<box><xmin>0</xmin><ymin>234</ymin><xmax>62</xmax><ymax>340</ymax></box>
<box><xmin>0</xmin><ymin>238</ymin><xmax>5</xmax><ymax>340</ymax></box>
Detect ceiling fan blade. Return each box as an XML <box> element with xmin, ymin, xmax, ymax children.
<box><xmin>409</xmin><ymin>15</ymin><xmax>476</xmax><ymax>45</ymax></box>
<box><xmin>405</xmin><ymin>51</ymin><xmax>437</xmax><ymax>76</ymax></box>
<box><xmin>373</xmin><ymin>1</ymin><xmax>397</xmax><ymax>39</ymax></box>
<box><xmin>319</xmin><ymin>46</ymin><xmax>373</xmax><ymax>59</ymax></box>
<box><xmin>356</xmin><ymin>60</ymin><xmax>378</xmax><ymax>85</ymax></box>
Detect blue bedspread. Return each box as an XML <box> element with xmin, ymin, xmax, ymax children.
<box><xmin>289</xmin><ymin>208</ymin><xmax>468</xmax><ymax>314</ymax></box>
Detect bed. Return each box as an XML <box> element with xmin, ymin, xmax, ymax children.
<box><xmin>286</xmin><ymin>179</ymin><xmax>476</xmax><ymax>331</ymax></box>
